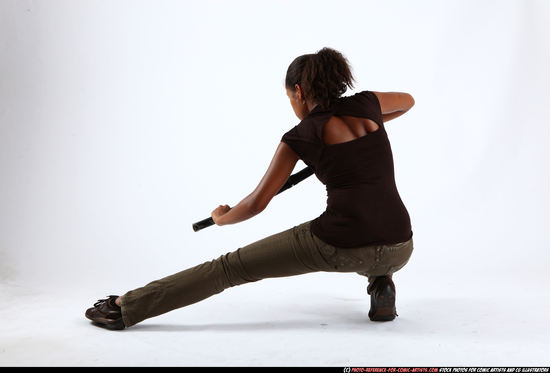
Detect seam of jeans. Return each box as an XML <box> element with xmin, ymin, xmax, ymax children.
<box><xmin>219</xmin><ymin>253</ymin><xmax>238</xmax><ymax>287</ymax></box>
<box><xmin>291</xmin><ymin>227</ymin><xmax>319</xmax><ymax>272</ymax></box>
<box><xmin>236</xmin><ymin>248</ymin><xmax>258</xmax><ymax>283</ymax></box>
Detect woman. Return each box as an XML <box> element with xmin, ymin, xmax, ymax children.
<box><xmin>85</xmin><ymin>47</ymin><xmax>415</xmax><ymax>330</ymax></box>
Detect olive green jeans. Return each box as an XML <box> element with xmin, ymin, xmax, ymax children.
<box><xmin>120</xmin><ymin>220</ymin><xmax>414</xmax><ymax>327</ymax></box>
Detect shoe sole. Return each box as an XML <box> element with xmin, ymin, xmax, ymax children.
<box><xmin>369</xmin><ymin>306</ymin><xmax>397</xmax><ymax>321</ymax></box>
<box><xmin>85</xmin><ymin>310</ymin><xmax>125</xmax><ymax>330</ymax></box>
<box><xmin>369</xmin><ymin>283</ymin><xmax>397</xmax><ymax>321</ymax></box>
<box><xmin>90</xmin><ymin>320</ymin><xmax>126</xmax><ymax>330</ymax></box>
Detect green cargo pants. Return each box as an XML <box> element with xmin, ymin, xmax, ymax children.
<box><xmin>120</xmin><ymin>220</ymin><xmax>414</xmax><ymax>327</ymax></box>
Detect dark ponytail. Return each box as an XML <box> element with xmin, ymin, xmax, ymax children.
<box><xmin>285</xmin><ymin>47</ymin><xmax>355</xmax><ymax>110</ymax></box>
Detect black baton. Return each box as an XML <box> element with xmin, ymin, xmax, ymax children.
<box><xmin>192</xmin><ymin>166</ymin><xmax>314</xmax><ymax>232</ymax></box>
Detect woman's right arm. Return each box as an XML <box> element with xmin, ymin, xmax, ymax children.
<box><xmin>372</xmin><ymin>91</ymin><xmax>415</xmax><ymax>122</ymax></box>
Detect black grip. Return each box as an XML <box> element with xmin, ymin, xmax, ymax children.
<box><xmin>192</xmin><ymin>166</ymin><xmax>314</xmax><ymax>232</ymax></box>
<box><xmin>192</xmin><ymin>217</ymin><xmax>215</xmax><ymax>232</ymax></box>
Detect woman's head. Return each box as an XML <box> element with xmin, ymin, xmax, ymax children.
<box><xmin>285</xmin><ymin>47</ymin><xmax>355</xmax><ymax>119</ymax></box>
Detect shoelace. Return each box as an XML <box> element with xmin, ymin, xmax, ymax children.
<box><xmin>93</xmin><ymin>295</ymin><xmax>119</xmax><ymax>308</ymax></box>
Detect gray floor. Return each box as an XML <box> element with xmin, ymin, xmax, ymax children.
<box><xmin>1</xmin><ymin>269</ymin><xmax>548</xmax><ymax>366</ymax></box>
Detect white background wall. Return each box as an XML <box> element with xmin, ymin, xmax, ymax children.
<box><xmin>1</xmin><ymin>0</ymin><xmax>549</xmax><ymax>366</ymax></box>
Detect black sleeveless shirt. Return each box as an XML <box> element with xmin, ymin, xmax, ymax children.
<box><xmin>281</xmin><ymin>90</ymin><xmax>413</xmax><ymax>248</ymax></box>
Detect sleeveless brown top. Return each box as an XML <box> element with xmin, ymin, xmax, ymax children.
<box><xmin>281</xmin><ymin>90</ymin><xmax>413</xmax><ymax>248</ymax></box>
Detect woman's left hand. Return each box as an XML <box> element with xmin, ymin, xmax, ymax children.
<box><xmin>211</xmin><ymin>204</ymin><xmax>231</xmax><ymax>226</ymax></box>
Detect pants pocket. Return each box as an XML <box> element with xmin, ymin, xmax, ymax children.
<box><xmin>318</xmin><ymin>245</ymin><xmax>378</xmax><ymax>273</ymax></box>
<box><xmin>381</xmin><ymin>237</ymin><xmax>414</xmax><ymax>275</ymax></box>
<box><xmin>356</xmin><ymin>237</ymin><xmax>414</xmax><ymax>278</ymax></box>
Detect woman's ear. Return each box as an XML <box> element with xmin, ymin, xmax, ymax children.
<box><xmin>294</xmin><ymin>84</ymin><xmax>302</xmax><ymax>101</ymax></box>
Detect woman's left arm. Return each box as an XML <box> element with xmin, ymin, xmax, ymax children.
<box><xmin>212</xmin><ymin>142</ymin><xmax>300</xmax><ymax>226</ymax></box>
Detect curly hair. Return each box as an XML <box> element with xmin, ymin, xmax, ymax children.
<box><xmin>285</xmin><ymin>47</ymin><xmax>355</xmax><ymax>110</ymax></box>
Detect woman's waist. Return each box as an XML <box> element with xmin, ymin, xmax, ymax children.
<box><xmin>311</xmin><ymin>212</ymin><xmax>412</xmax><ymax>248</ymax></box>
<box><xmin>326</xmin><ymin>185</ymin><xmax>402</xmax><ymax>206</ymax></box>
<box><xmin>322</xmin><ymin>202</ymin><xmax>410</xmax><ymax>220</ymax></box>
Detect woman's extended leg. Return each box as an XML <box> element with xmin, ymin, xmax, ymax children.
<box><xmin>118</xmin><ymin>220</ymin><xmax>334</xmax><ymax>327</ymax></box>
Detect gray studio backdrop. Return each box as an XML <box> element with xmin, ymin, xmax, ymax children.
<box><xmin>1</xmin><ymin>0</ymin><xmax>549</xmax><ymax>296</ymax></box>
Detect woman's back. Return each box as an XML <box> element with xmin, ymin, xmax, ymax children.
<box><xmin>322</xmin><ymin>115</ymin><xmax>380</xmax><ymax>145</ymax></box>
<box><xmin>281</xmin><ymin>90</ymin><xmax>413</xmax><ymax>248</ymax></box>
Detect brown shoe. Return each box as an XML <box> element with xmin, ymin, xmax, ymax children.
<box><xmin>85</xmin><ymin>295</ymin><xmax>125</xmax><ymax>330</ymax></box>
<box><xmin>367</xmin><ymin>276</ymin><xmax>398</xmax><ymax>321</ymax></box>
